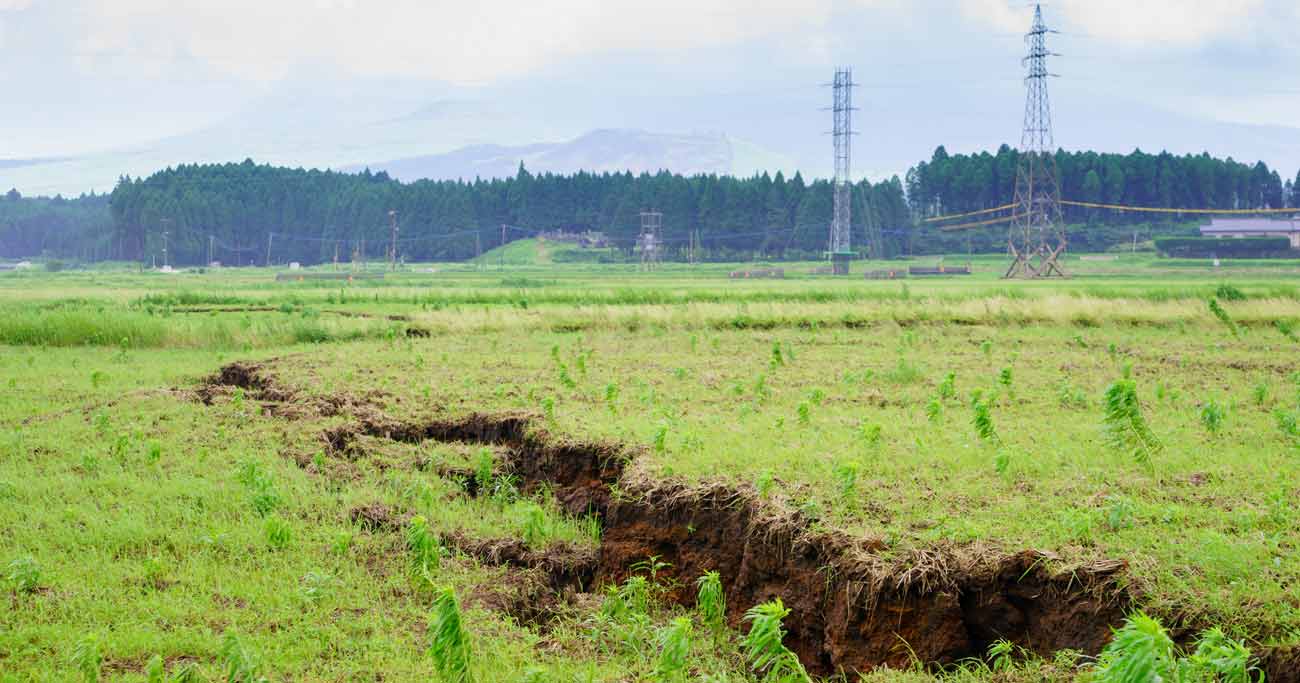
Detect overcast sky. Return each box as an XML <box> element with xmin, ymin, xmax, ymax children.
<box><xmin>2</xmin><ymin>0</ymin><xmax>1298</xmax><ymax>179</ymax></box>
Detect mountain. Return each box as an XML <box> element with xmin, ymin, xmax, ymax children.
<box><xmin>4</xmin><ymin>70</ymin><xmax>1299</xmax><ymax>197</ymax></box>
<box><xmin>344</xmin><ymin>129</ymin><xmax>746</xmax><ymax>181</ymax></box>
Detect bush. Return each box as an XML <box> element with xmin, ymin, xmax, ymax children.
<box><xmin>1154</xmin><ymin>236</ymin><xmax>1291</xmax><ymax>258</ymax></box>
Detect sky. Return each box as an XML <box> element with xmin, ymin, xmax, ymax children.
<box><xmin>2</xmin><ymin>0</ymin><xmax>1299</xmax><ymax>192</ymax></box>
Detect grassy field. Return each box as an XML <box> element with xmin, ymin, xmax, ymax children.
<box><xmin>2</xmin><ymin>252</ymin><xmax>1298</xmax><ymax>682</ymax></box>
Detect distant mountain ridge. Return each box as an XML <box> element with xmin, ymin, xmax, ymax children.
<box><xmin>342</xmin><ymin>129</ymin><xmax>735</xmax><ymax>181</ymax></box>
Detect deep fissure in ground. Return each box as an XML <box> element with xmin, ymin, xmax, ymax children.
<box><xmin>201</xmin><ymin>360</ymin><xmax>1296</xmax><ymax>679</ymax></box>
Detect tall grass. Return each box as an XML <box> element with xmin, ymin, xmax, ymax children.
<box><xmin>0</xmin><ymin>303</ymin><xmax>401</xmax><ymax>348</ymax></box>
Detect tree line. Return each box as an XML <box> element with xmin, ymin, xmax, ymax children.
<box><xmin>907</xmin><ymin>145</ymin><xmax>1296</xmax><ymax>218</ymax></box>
<box><xmin>100</xmin><ymin>160</ymin><xmax>911</xmax><ymax>265</ymax></box>
<box><xmin>2</xmin><ymin>147</ymin><xmax>1297</xmax><ymax>264</ymax></box>
<box><xmin>0</xmin><ymin>190</ymin><xmax>114</xmax><ymax>262</ymax></box>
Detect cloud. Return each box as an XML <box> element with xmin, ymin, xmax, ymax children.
<box><xmin>70</xmin><ymin>0</ymin><xmax>843</xmax><ymax>83</ymax></box>
<box><xmin>960</xmin><ymin>0</ymin><xmax>1283</xmax><ymax>48</ymax></box>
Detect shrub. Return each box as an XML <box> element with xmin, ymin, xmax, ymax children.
<box><xmin>1154</xmin><ymin>236</ymin><xmax>1289</xmax><ymax>258</ymax></box>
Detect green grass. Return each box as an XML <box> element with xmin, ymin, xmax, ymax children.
<box><xmin>1</xmin><ymin>258</ymin><xmax>1296</xmax><ymax>681</ymax></box>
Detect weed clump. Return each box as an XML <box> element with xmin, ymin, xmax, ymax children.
<box><xmin>219</xmin><ymin>631</ymin><xmax>268</xmax><ymax>683</ymax></box>
<box><xmin>5</xmin><ymin>555</ymin><xmax>41</xmax><ymax>594</ymax></box>
<box><xmin>1088</xmin><ymin>611</ymin><xmax>1259</xmax><ymax>682</ymax></box>
<box><xmin>1103</xmin><ymin>380</ymin><xmax>1162</xmax><ymax>467</ymax></box>
<box><xmin>695</xmin><ymin>571</ymin><xmax>726</xmax><ymax>637</ymax></box>
<box><xmin>742</xmin><ymin>598</ymin><xmax>811</xmax><ymax>683</ymax></box>
<box><xmin>429</xmin><ymin>587</ymin><xmax>472</xmax><ymax>683</ymax></box>
<box><xmin>406</xmin><ymin>515</ymin><xmax>443</xmax><ymax>576</ymax></box>
<box><xmin>654</xmin><ymin>617</ymin><xmax>692</xmax><ymax>682</ymax></box>
<box><xmin>1207</xmin><ymin>297</ymin><xmax>1239</xmax><ymax>338</ymax></box>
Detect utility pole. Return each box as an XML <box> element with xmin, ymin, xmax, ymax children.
<box><xmin>827</xmin><ymin>67</ymin><xmax>857</xmax><ymax>275</ymax></box>
<box><xmin>333</xmin><ymin>241</ymin><xmax>340</xmax><ymax>270</ymax></box>
<box><xmin>266</xmin><ymin>233</ymin><xmax>274</xmax><ymax>268</ymax></box>
<box><xmin>475</xmin><ymin>231</ymin><xmax>482</xmax><ymax>268</ymax></box>
<box><xmin>1005</xmin><ymin>3</ymin><xmax>1067</xmax><ymax>279</ymax></box>
<box><xmin>500</xmin><ymin>224</ymin><xmax>507</xmax><ymax>270</ymax></box>
<box><xmin>160</xmin><ymin>218</ymin><xmax>172</xmax><ymax>268</ymax></box>
<box><xmin>208</xmin><ymin>234</ymin><xmax>214</xmax><ymax>266</ymax></box>
<box><xmin>388</xmin><ymin>210</ymin><xmax>399</xmax><ymax>270</ymax></box>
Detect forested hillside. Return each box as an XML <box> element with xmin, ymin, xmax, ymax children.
<box><xmin>105</xmin><ymin>161</ymin><xmax>910</xmax><ymax>265</ymax></box>
<box><xmin>0</xmin><ymin>190</ymin><xmax>114</xmax><ymax>262</ymax></box>
<box><xmin>907</xmin><ymin>145</ymin><xmax>1295</xmax><ymax>218</ymax></box>
<box><xmin>4</xmin><ymin>147</ymin><xmax>1297</xmax><ymax>264</ymax></box>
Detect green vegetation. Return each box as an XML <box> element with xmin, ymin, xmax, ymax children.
<box><xmin>1</xmin><ymin>260</ymin><xmax>1294</xmax><ymax>681</ymax></box>
<box><xmin>12</xmin><ymin>146</ymin><xmax>1297</xmax><ymax>266</ymax></box>
<box><xmin>1156</xmin><ymin>236</ymin><xmax>1292</xmax><ymax>258</ymax></box>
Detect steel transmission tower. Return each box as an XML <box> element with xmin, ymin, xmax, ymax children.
<box><xmin>638</xmin><ymin>209</ymin><xmax>662</xmax><ymax>271</ymax></box>
<box><xmin>828</xmin><ymin>67</ymin><xmax>856</xmax><ymax>275</ymax></box>
<box><xmin>1006</xmin><ymin>4</ymin><xmax>1067</xmax><ymax>279</ymax></box>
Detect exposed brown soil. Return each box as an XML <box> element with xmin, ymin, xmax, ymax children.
<box><xmin>349</xmin><ymin>502</ymin><xmax>407</xmax><ymax>532</ymax></box>
<box><xmin>1261</xmin><ymin>646</ymin><xmax>1300</xmax><ymax>683</ymax></box>
<box><xmin>199</xmin><ymin>359</ymin><xmax>1292</xmax><ymax>677</ymax></box>
<box><xmin>445</xmin><ymin>532</ymin><xmax>596</xmax><ymax>597</ymax></box>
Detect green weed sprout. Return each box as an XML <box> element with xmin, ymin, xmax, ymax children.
<box><xmin>406</xmin><ymin>515</ymin><xmax>442</xmax><ymax>575</ymax></box>
<box><xmin>695</xmin><ymin>571</ymin><xmax>726</xmax><ymax>636</ymax></box>
<box><xmin>5</xmin><ymin>555</ymin><xmax>41</xmax><ymax>594</ymax></box>
<box><xmin>70</xmin><ymin>634</ymin><xmax>102</xmax><ymax>683</ymax></box>
<box><xmin>429</xmin><ymin>586</ymin><xmax>473</xmax><ymax>683</ymax></box>
<box><xmin>145</xmin><ymin>655</ymin><xmax>199</xmax><ymax>683</ymax></box>
<box><xmin>972</xmin><ymin>396</ymin><xmax>998</xmax><ymax>443</ymax></box>
<box><xmin>1208</xmin><ymin>297</ymin><xmax>1239</xmax><ymax>338</ymax></box>
<box><xmin>1090</xmin><ymin>611</ymin><xmax>1259</xmax><ymax>682</ymax></box>
<box><xmin>219</xmin><ymin>631</ymin><xmax>268</xmax><ymax>683</ymax></box>
<box><xmin>263</xmin><ymin>516</ymin><xmax>292</xmax><ymax>550</ymax></box>
<box><xmin>523</xmin><ymin>505</ymin><xmax>547</xmax><ymax>549</ymax></box>
<box><xmin>937</xmin><ymin>372</ymin><xmax>956</xmax><ymax>400</ymax></box>
<box><xmin>1200</xmin><ymin>400</ymin><xmax>1225</xmax><ymax>435</ymax></box>
<box><xmin>742</xmin><ymin>598</ymin><xmax>811</xmax><ymax>683</ymax></box>
<box><xmin>1103</xmin><ymin>380</ymin><xmax>1162</xmax><ymax>467</ymax></box>
<box><xmin>654</xmin><ymin>617</ymin><xmax>693</xmax><ymax>682</ymax></box>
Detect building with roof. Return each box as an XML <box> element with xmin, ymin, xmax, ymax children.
<box><xmin>1200</xmin><ymin>217</ymin><xmax>1300</xmax><ymax>248</ymax></box>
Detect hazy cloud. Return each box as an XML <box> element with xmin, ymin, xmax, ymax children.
<box><xmin>71</xmin><ymin>0</ymin><xmax>845</xmax><ymax>83</ymax></box>
<box><xmin>961</xmin><ymin>0</ymin><xmax>1283</xmax><ymax>47</ymax></box>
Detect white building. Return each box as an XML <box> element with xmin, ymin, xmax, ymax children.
<box><xmin>1200</xmin><ymin>217</ymin><xmax>1300</xmax><ymax>248</ymax></box>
